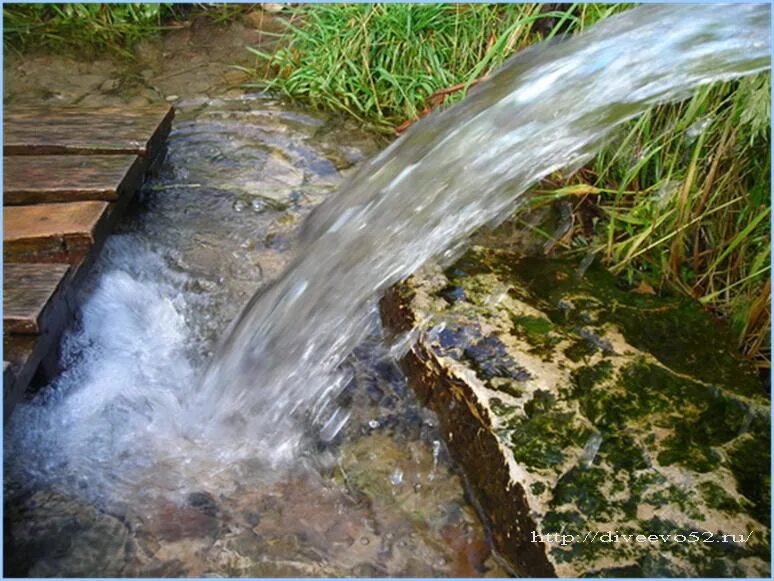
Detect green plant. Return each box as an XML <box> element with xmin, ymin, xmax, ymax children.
<box><xmin>242</xmin><ymin>3</ymin><xmax>627</xmax><ymax>131</ymax></box>
<box><xmin>531</xmin><ymin>73</ymin><xmax>771</xmax><ymax>364</ymax></box>
<box><xmin>2</xmin><ymin>3</ymin><xmax>258</xmax><ymax>58</ymax></box>
<box><xmin>3</xmin><ymin>3</ymin><xmax>170</xmax><ymax>58</ymax></box>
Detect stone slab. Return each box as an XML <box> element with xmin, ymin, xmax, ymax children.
<box><xmin>382</xmin><ymin>248</ymin><xmax>770</xmax><ymax>577</ymax></box>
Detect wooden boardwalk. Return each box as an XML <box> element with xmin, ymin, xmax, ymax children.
<box><xmin>3</xmin><ymin>104</ymin><xmax>174</xmax><ymax>420</ymax></box>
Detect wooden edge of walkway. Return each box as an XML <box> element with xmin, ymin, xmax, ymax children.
<box><xmin>4</xmin><ymin>263</ymin><xmax>71</xmax><ymax>334</ymax></box>
<box><xmin>3</xmin><ymin>154</ymin><xmax>146</xmax><ymax>205</ymax></box>
<box><xmin>3</xmin><ymin>103</ymin><xmax>175</xmax><ymax>421</ymax></box>
<box><xmin>3</xmin><ymin>104</ymin><xmax>174</xmax><ymax>156</ymax></box>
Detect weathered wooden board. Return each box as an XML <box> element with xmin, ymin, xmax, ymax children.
<box><xmin>4</xmin><ymin>263</ymin><xmax>71</xmax><ymax>334</ymax></box>
<box><xmin>4</xmin><ymin>201</ymin><xmax>111</xmax><ymax>264</ymax></box>
<box><xmin>4</xmin><ymin>361</ymin><xmax>18</xmax><ymax>421</ymax></box>
<box><xmin>4</xmin><ymin>104</ymin><xmax>174</xmax><ymax>156</ymax></box>
<box><xmin>4</xmin><ymin>154</ymin><xmax>144</xmax><ymax>205</ymax></box>
<box><xmin>3</xmin><ymin>104</ymin><xmax>174</xmax><ymax>420</ymax></box>
<box><xmin>4</xmin><ymin>335</ymin><xmax>44</xmax><ymax>421</ymax></box>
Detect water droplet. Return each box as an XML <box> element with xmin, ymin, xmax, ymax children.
<box><xmin>251</xmin><ymin>198</ymin><xmax>266</xmax><ymax>213</ymax></box>
<box><xmin>233</xmin><ymin>199</ymin><xmax>245</xmax><ymax>213</ymax></box>
<box><xmin>413</xmin><ymin>483</ymin><xmax>422</xmax><ymax>492</ymax></box>
<box><xmin>432</xmin><ymin>440</ymin><xmax>442</xmax><ymax>462</ymax></box>
<box><xmin>686</xmin><ymin>115</ymin><xmax>713</xmax><ymax>139</ymax></box>
<box><xmin>389</xmin><ymin>467</ymin><xmax>404</xmax><ymax>486</ymax></box>
<box><xmin>368</xmin><ymin>419</ymin><xmax>380</xmax><ymax>429</ymax></box>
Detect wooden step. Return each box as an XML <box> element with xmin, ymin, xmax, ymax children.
<box><xmin>4</xmin><ymin>104</ymin><xmax>174</xmax><ymax>156</ymax></box>
<box><xmin>4</xmin><ymin>154</ymin><xmax>144</xmax><ymax>205</ymax></box>
<box><xmin>4</xmin><ymin>263</ymin><xmax>71</xmax><ymax>334</ymax></box>
<box><xmin>4</xmin><ymin>335</ymin><xmax>48</xmax><ymax>421</ymax></box>
<box><xmin>3</xmin><ymin>201</ymin><xmax>111</xmax><ymax>264</ymax></box>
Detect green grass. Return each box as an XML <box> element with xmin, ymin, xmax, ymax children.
<box><xmin>241</xmin><ymin>3</ymin><xmax>626</xmax><ymax>130</ymax></box>
<box><xmin>550</xmin><ymin>74</ymin><xmax>771</xmax><ymax>364</ymax></box>
<box><xmin>245</xmin><ymin>3</ymin><xmax>770</xmax><ymax>365</ymax></box>
<box><xmin>3</xmin><ymin>3</ymin><xmax>259</xmax><ymax>59</ymax></box>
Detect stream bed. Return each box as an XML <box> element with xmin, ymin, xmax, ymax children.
<box><xmin>4</xmin><ymin>96</ymin><xmax>507</xmax><ymax>578</ymax></box>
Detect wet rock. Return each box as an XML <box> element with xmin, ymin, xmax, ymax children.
<box><xmin>6</xmin><ymin>490</ymin><xmax>130</xmax><ymax>577</ymax></box>
<box><xmin>148</xmin><ymin>492</ymin><xmax>220</xmax><ymax>542</ymax></box>
<box><xmin>261</xmin><ymin>3</ymin><xmax>286</xmax><ymax>13</ymax></box>
<box><xmin>382</xmin><ymin>247</ymin><xmax>770</xmax><ymax>577</ymax></box>
<box><xmin>99</xmin><ymin>78</ymin><xmax>121</xmax><ymax>93</ymax></box>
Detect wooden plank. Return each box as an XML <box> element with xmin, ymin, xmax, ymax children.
<box><xmin>4</xmin><ymin>263</ymin><xmax>71</xmax><ymax>334</ymax></box>
<box><xmin>4</xmin><ymin>104</ymin><xmax>174</xmax><ymax>156</ymax></box>
<box><xmin>4</xmin><ymin>335</ymin><xmax>42</xmax><ymax>421</ymax></box>
<box><xmin>4</xmin><ymin>361</ymin><xmax>18</xmax><ymax>422</ymax></box>
<box><xmin>3</xmin><ymin>201</ymin><xmax>111</xmax><ymax>264</ymax></box>
<box><xmin>4</xmin><ymin>154</ymin><xmax>144</xmax><ymax>205</ymax></box>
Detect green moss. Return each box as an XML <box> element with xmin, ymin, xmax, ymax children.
<box><xmin>488</xmin><ymin>397</ymin><xmax>519</xmax><ymax>418</ymax></box>
<box><xmin>505</xmin><ymin>255</ymin><xmax>762</xmax><ymax>396</ymax></box>
<box><xmin>726</xmin><ymin>435</ymin><xmax>771</xmax><ymax>526</ymax></box>
<box><xmin>657</xmin><ymin>432</ymin><xmax>721</xmax><ymax>473</ymax></box>
<box><xmin>512</xmin><ymin>314</ymin><xmax>554</xmax><ymax>343</ymax></box>
<box><xmin>571</xmin><ymin>360</ymin><xmax>614</xmax><ymax>397</ymax></box>
<box><xmin>699</xmin><ymin>482</ymin><xmax>742</xmax><ymax>513</ymax></box>
<box><xmin>598</xmin><ymin>432</ymin><xmax>647</xmax><ymax>472</ymax></box>
<box><xmin>551</xmin><ymin>466</ymin><xmax>614</xmax><ymax>519</ymax></box>
<box><xmin>510</xmin><ymin>411</ymin><xmax>592</xmax><ymax>470</ymax></box>
<box><xmin>564</xmin><ymin>338</ymin><xmax>599</xmax><ymax>362</ymax></box>
<box><xmin>524</xmin><ymin>390</ymin><xmax>556</xmax><ymax>418</ymax></box>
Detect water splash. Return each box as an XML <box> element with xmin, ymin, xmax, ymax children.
<box><xmin>194</xmin><ymin>4</ymin><xmax>770</xmax><ymax>462</ymax></box>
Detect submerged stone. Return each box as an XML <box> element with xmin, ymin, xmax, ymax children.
<box><xmin>5</xmin><ymin>490</ymin><xmax>131</xmax><ymax>577</ymax></box>
<box><xmin>382</xmin><ymin>246</ymin><xmax>770</xmax><ymax>577</ymax></box>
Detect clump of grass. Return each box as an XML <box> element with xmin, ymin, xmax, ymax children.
<box><xmin>546</xmin><ymin>73</ymin><xmax>771</xmax><ymax>365</ymax></box>
<box><xmin>243</xmin><ymin>3</ymin><xmax>625</xmax><ymax>131</ymax></box>
<box><xmin>3</xmin><ymin>3</ymin><xmax>169</xmax><ymax>58</ymax></box>
<box><xmin>3</xmin><ymin>3</ymin><xmax>258</xmax><ymax>59</ymax></box>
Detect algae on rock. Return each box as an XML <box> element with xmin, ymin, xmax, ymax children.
<box><xmin>382</xmin><ymin>246</ymin><xmax>770</xmax><ymax>577</ymax></box>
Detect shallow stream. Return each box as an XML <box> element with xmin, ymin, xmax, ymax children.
<box><xmin>5</xmin><ymin>96</ymin><xmax>506</xmax><ymax>577</ymax></box>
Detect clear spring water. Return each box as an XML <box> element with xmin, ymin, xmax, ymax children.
<box><xmin>4</xmin><ymin>4</ymin><xmax>770</xmax><ymax>576</ymax></box>
<box><xmin>6</xmin><ymin>96</ymin><xmax>505</xmax><ymax>577</ymax></box>
<box><xmin>195</xmin><ymin>4</ymin><xmax>770</xmax><ymax>460</ymax></box>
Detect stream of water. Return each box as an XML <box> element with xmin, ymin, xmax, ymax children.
<box><xmin>4</xmin><ymin>4</ymin><xmax>770</xmax><ymax>577</ymax></box>
<box><xmin>195</xmin><ymin>4</ymin><xmax>770</xmax><ymax>461</ymax></box>
<box><xmin>6</xmin><ymin>95</ymin><xmax>505</xmax><ymax>577</ymax></box>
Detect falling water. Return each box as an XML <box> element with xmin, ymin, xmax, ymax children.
<box><xmin>193</xmin><ymin>4</ymin><xmax>770</xmax><ymax>460</ymax></box>
<box><xmin>5</xmin><ymin>4</ymin><xmax>770</xmax><ymax>512</ymax></box>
